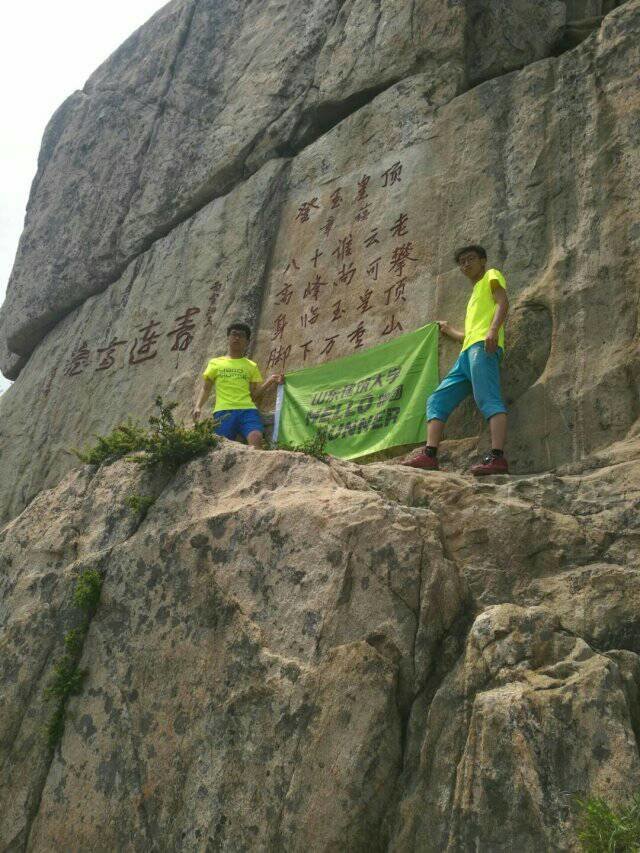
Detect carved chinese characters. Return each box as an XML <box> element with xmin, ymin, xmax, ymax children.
<box><xmin>61</xmin><ymin>304</ymin><xmax>206</xmax><ymax>379</ymax></box>
<box><xmin>96</xmin><ymin>339</ymin><xmax>127</xmax><ymax>371</ymax></box>
<box><xmin>259</xmin><ymin>156</ymin><xmax>421</xmax><ymax>373</ymax></box>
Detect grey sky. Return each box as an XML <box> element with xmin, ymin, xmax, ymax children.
<box><xmin>0</xmin><ymin>0</ymin><xmax>166</xmax><ymax>393</ymax></box>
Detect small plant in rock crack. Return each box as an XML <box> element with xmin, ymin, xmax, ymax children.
<box><xmin>73</xmin><ymin>397</ymin><xmax>218</xmax><ymax>471</ymax></box>
<box><xmin>576</xmin><ymin>793</ymin><xmax>640</xmax><ymax>852</ymax></box>
<box><xmin>44</xmin><ymin>650</ymin><xmax>87</xmax><ymax>751</ymax></box>
<box><xmin>72</xmin><ymin>569</ymin><xmax>103</xmax><ymax>615</ymax></box>
<box><xmin>277</xmin><ymin>428</ymin><xmax>329</xmax><ymax>461</ymax></box>
<box><xmin>44</xmin><ymin>569</ymin><xmax>103</xmax><ymax>751</ymax></box>
<box><xmin>45</xmin><ymin>651</ymin><xmax>86</xmax><ymax>703</ymax></box>
<box><xmin>125</xmin><ymin>493</ymin><xmax>156</xmax><ymax>520</ymax></box>
<box><xmin>62</xmin><ymin>627</ymin><xmax>85</xmax><ymax>657</ymax></box>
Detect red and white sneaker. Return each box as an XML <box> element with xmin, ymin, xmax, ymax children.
<box><xmin>401</xmin><ymin>451</ymin><xmax>439</xmax><ymax>470</ymax></box>
<box><xmin>470</xmin><ymin>453</ymin><xmax>509</xmax><ymax>476</ymax></box>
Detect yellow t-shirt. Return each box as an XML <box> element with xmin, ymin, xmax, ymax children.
<box><xmin>202</xmin><ymin>356</ymin><xmax>263</xmax><ymax>412</ymax></box>
<box><xmin>461</xmin><ymin>268</ymin><xmax>507</xmax><ymax>352</ymax></box>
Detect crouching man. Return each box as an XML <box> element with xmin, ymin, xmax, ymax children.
<box><xmin>403</xmin><ymin>244</ymin><xmax>510</xmax><ymax>475</ymax></box>
<box><xmin>192</xmin><ymin>322</ymin><xmax>282</xmax><ymax>448</ymax></box>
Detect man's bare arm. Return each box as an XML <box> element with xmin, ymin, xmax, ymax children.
<box><xmin>192</xmin><ymin>379</ymin><xmax>213</xmax><ymax>421</ymax></box>
<box><xmin>250</xmin><ymin>373</ymin><xmax>285</xmax><ymax>405</ymax></box>
<box><xmin>436</xmin><ymin>320</ymin><xmax>465</xmax><ymax>343</ymax></box>
<box><xmin>485</xmin><ymin>281</ymin><xmax>509</xmax><ymax>354</ymax></box>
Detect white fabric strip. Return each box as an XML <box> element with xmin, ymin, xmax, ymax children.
<box><xmin>272</xmin><ymin>383</ymin><xmax>285</xmax><ymax>442</ymax></box>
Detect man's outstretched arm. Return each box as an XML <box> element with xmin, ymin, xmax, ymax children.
<box><xmin>485</xmin><ymin>280</ymin><xmax>509</xmax><ymax>354</ymax></box>
<box><xmin>436</xmin><ymin>320</ymin><xmax>465</xmax><ymax>343</ymax></box>
<box><xmin>192</xmin><ymin>379</ymin><xmax>213</xmax><ymax>421</ymax></box>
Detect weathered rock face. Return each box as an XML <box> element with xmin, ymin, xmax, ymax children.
<box><xmin>253</xmin><ymin>0</ymin><xmax>640</xmax><ymax>470</ymax></box>
<box><xmin>0</xmin><ymin>0</ymin><xmax>624</xmax><ymax>375</ymax></box>
<box><xmin>1</xmin><ymin>0</ymin><xmax>571</xmax><ymax>365</ymax></box>
<box><xmin>393</xmin><ymin>605</ymin><xmax>640</xmax><ymax>851</ymax></box>
<box><xmin>1</xmin><ymin>1</ymin><xmax>640</xmax><ymax>848</ymax></box>
<box><xmin>0</xmin><ymin>159</ymin><xmax>288</xmax><ymax>524</ymax></box>
<box><xmin>2</xmin><ymin>437</ymin><xmax>640</xmax><ymax>850</ymax></box>
<box><xmin>1</xmin><ymin>0</ymin><xmax>639</xmax><ymax>527</ymax></box>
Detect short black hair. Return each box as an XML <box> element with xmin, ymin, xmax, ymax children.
<box><xmin>227</xmin><ymin>322</ymin><xmax>251</xmax><ymax>340</ymax></box>
<box><xmin>454</xmin><ymin>244</ymin><xmax>487</xmax><ymax>263</ymax></box>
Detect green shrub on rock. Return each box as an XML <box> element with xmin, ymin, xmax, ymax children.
<box><xmin>73</xmin><ymin>419</ymin><xmax>149</xmax><ymax>466</ymax></box>
<box><xmin>72</xmin><ymin>569</ymin><xmax>103</xmax><ymax>615</ymax></box>
<box><xmin>138</xmin><ymin>398</ymin><xmax>218</xmax><ymax>471</ymax></box>
<box><xmin>73</xmin><ymin>397</ymin><xmax>218</xmax><ymax>471</ymax></box>
<box><xmin>44</xmin><ymin>653</ymin><xmax>85</xmax><ymax>702</ymax></box>
<box><xmin>276</xmin><ymin>428</ymin><xmax>329</xmax><ymax>461</ymax></box>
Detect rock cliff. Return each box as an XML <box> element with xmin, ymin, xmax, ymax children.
<box><xmin>1</xmin><ymin>0</ymin><xmax>638</xmax><ymax>524</ymax></box>
<box><xmin>2</xmin><ymin>436</ymin><xmax>640</xmax><ymax>850</ymax></box>
<box><xmin>1</xmin><ymin>0</ymin><xmax>640</xmax><ymax>849</ymax></box>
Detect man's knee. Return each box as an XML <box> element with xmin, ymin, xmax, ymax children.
<box><xmin>476</xmin><ymin>397</ymin><xmax>507</xmax><ymax>421</ymax></box>
<box><xmin>427</xmin><ymin>383</ymin><xmax>462</xmax><ymax>422</ymax></box>
<box><xmin>426</xmin><ymin>395</ymin><xmax>450</xmax><ymax>422</ymax></box>
<box><xmin>246</xmin><ymin>429</ymin><xmax>263</xmax><ymax>448</ymax></box>
<box><xmin>472</xmin><ymin>366</ymin><xmax>506</xmax><ymax>420</ymax></box>
<box><xmin>471</xmin><ymin>374</ymin><xmax>506</xmax><ymax>420</ymax></box>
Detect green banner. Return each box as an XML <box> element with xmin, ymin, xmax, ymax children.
<box><xmin>275</xmin><ymin>323</ymin><xmax>439</xmax><ymax>460</ymax></box>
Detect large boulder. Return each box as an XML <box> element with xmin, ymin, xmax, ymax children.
<box><xmin>0</xmin><ymin>159</ymin><xmax>288</xmax><ymax>525</ymax></box>
<box><xmin>1</xmin><ymin>1</ymin><xmax>639</xmax><ymax>525</ymax></box>
<box><xmin>2</xmin><ymin>1</ymin><xmax>640</xmax><ymax>848</ymax></box>
<box><xmin>2</xmin><ymin>435</ymin><xmax>640</xmax><ymax>849</ymax></box>
<box><xmin>1</xmin><ymin>0</ymin><xmax>570</xmax><ymax>367</ymax></box>
<box><xmin>0</xmin><ymin>443</ymin><xmax>467</xmax><ymax>849</ymax></box>
<box><xmin>391</xmin><ymin>604</ymin><xmax>640</xmax><ymax>852</ymax></box>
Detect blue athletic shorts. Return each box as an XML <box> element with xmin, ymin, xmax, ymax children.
<box><xmin>214</xmin><ymin>408</ymin><xmax>264</xmax><ymax>440</ymax></box>
<box><xmin>426</xmin><ymin>341</ymin><xmax>507</xmax><ymax>422</ymax></box>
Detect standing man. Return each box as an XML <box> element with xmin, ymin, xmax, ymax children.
<box><xmin>192</xmin><ymin>322</ymin><xmax>282</xmax><ymax>448</ymax></box>
<box><xmin>403</xmin><ymin>245</ymin><xmax>510</xmax><ymax>475</ymax></box>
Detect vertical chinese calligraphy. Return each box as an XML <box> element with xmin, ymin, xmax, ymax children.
<box><xmin>167</xmin><ymin>307</ymin><xmax>200</xmax><ymax>352</ymax></box>
<box><xmin>262</xmin><ymin>155</ymin><xmax>416</xmax><ymax>372</ymax></box>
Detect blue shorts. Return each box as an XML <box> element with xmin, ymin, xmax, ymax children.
<box><xmin>426</xmin><ymin>341</ymin><xmax>507</xmax><ymax>422</ymax></box>
<box><xmin>214</xmin><ymin>408</ymin><xmax>264</xmax><ymax>440</ymax></box>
